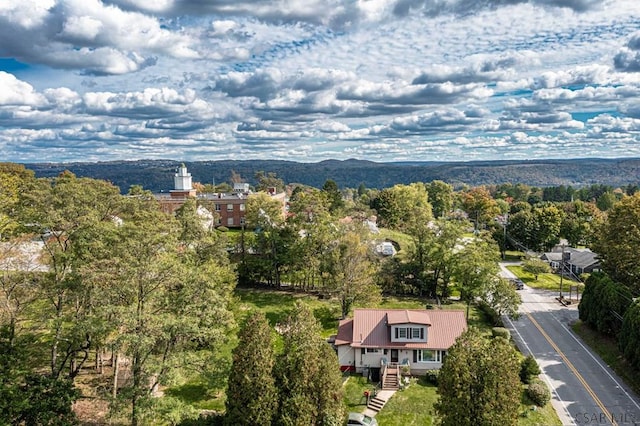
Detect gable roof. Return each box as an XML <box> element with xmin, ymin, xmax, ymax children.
<box><xmin>335</xmin><ymin>308</ymin><xmax>466</xmax><ymax>350</ymax></box>
<box><xmin>541</xmin><ymin>247</ymin><xmax>600</xmax><ymax>268</ymax></box>
<box><xmin>566</xmin><ymin>249</ymin><xmax>599</xmax><ymax>268</ymax></box>
<box><xmin>386</xmin><ymin>309</ymin><xmax>431</xmax><ymax>325</ymax></box>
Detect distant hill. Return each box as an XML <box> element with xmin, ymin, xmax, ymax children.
<box><xmin>22</xmin><ymin>158</ymin><xmax>640</xmax><ymax>193</ymax></box>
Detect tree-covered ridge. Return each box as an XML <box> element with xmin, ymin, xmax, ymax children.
<box><xmin>22</xmin><ymin>157</ymin><xmax>640</xmax><ymax>193</ymax></box>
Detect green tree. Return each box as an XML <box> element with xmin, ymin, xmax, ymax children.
<box><xmin>596</xmin><ymin>191</ymin><xmax>618</xmax><ymax>211</ymax></box>
<box><xmin>370</xmin><ymin>187</ymin><xmax>401</xmax><ymax>229</ymax></box>
<box><xmin>321</xmin><ymin>179</ymin><xmax>344</xmax><ymax>214</ymax></box>
<box><xmin>321</xmin><ymin>229</ymin><xmax>380</xmax><ymax>318</ymax></box>
<box><xmin>275</xmin><ymin>303</ymin><xmax>345</xmax><ymax>425</ymax></box>
<box><xmin>244</xmin><ymin>192</ymin><xmax>290</xmax><ymax>286</ymax></box>
<box><xmin>452</xmin><ymin>236</ymin><xmax>500</xmax><ymax>319</ymax></box>
<box><xmin>225</xmin><ymin>312</ymin><xmax>277</xmax><ymax>425</ymax></box>
<box><xmin>426</xmin><ymin>180</ymin><xmax>454</xmax><ymax>218</ymax></box>
<box><xmin>479</xmin><ymin>277</ymin><xmax>521</xmax><ymax>325</ymax></box>
<box><xmin>92</xmin><ymin>199</ymin><xmax>235</xmax><ymax>425</ymax></box>
<box><xmin>520</xmin><ymin>355</ymin><xmax>541</xmax><ymax>384</ymax></box>
<box><xmin>506</xmin><ymin>209</ymin><xmax>534</xmax><ymax>250</ymax></box>
<box><xmin>436</xmin><ymin>328</ymin><xmax>521</xmax><ymax>426</ymax></box>
<box><xmin>560</xmin><ymin>201</ymin><xmax>603</xmax><ymax>247</ymax></box>
<box><xmin>522</xmin><ymin>258</ymin><xmax>551</xmax><ymax>280</ymax></box>
<box><xmin>255</xmin><ymin>171</ymin><xmax>285</xmax><ymax>193</ymax></box>
<box><xmin>415</xmin><ymin>218</ymin><xmax>468</xmax><ymax>298</ymax></box>
<box><xmin>286</xmin><ymin>188</ymin><xmax>338</xmax><ymax>291</ymax></box>
<box><xmin>4</xmin><ymin>374</ymin><xmax>80</xmax><ymax>426</ymax></box>
<box><xmin>578</xmin><ymin>272</ymin><xmax>633</xmax><ymax>337</ymax></box>
<box><xmin>619</xmin><ymin>302</ymin><xmax>640</xmax><ymax>371</ymax></box>
<box><xmin>460</xmin><ymin>186</ymin><xmax>501</xmax><ymax>230</ymax></box>
<box><xmin>175</xmin><ymin>198</ymin><xmax>208</xmax><ymax>243</ymax></box>
<box><xmin>18</xmin><ymin>172</ymin><xmax>123</xmax><ymax>379</ymax></box>
<box><xmin>593</xmin><ymin>193</ymin><xmax>640</xmax><ymax>294</ymax></box>
<box><xmin>0</xmin><ymin>164</ymin><xmax>35</xmax><ymax>239</ymax></box>
<box><xmin>532</xmin><ymin>205</ymin><xmax>562</xmax><ymax>251</ymax></box>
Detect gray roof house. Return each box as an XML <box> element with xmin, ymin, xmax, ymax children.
<box><xmin>540</xmin><ymin>247</ymin><xmax>601</xmax><ymax>276</ymax></box>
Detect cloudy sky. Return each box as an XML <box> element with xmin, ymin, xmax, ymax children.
<box><xmin>1</xmin><ymin>0</ymin><xmax>639</xmax><ymax>164</ymax></box>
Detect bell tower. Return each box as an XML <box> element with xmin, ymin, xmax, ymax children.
<box><xmin>170</xmin><ymin>164</ymin><xmax>196</xmax><ymax>197</ymax></box>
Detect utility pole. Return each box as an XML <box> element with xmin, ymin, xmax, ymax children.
<box><xmin>502</xmin><ymin>213</ymin><xmax>508</xmax><ymax>260</ymax></box>
<box><xmin>559</xmin><ymin>244</ymin><xmax>565</xmax><ymax>299</ymax></box>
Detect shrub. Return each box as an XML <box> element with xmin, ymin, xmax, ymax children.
<box><xmin>520</xmin><ymin>355</ymin><xmax>541</xmax><ymax>384</ymax></box>
<box><xmin>216</xmin><ymin>226</ymin><xmax>229</xmax><ymax>232</ymax></box>
<box><xmin>477</xmin><ymin>301</ymin><xmax>501</xmax><ymax>326</ymax></box>
<box><xmin>425</xmin><ymin>369</ymin><xmax>440</xmax><ymax>385</ymax></box>
<box><xmin>526</xmin><ymin>380</ymin><xmax>550</xmax><ymax>407</ymax></box>
<box><xmin>492</xmin><ymin>327</ymin><xmax>511</xmax><ymax>340</ymax></box>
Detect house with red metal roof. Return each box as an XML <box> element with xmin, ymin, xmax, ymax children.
<box><xmin>334</xmin><ymin>308</ymin><xmax>466</xmax><ymax>377</ymax></box>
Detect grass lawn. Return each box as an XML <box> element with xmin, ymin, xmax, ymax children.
<box><xmin>507</xmin><ymin>265</ymin><xmax>583</xmax><ymax>296</ymax></box>
<box><xmin>375</xmin><ymin>377</ymin><xmax>439</xmax><ymax>426</ymax></box>
<box><xmin>234</xmin><ymin>287</ymin><xmax>342</xmax><ymax>338</ymax></box>
<box><xmin>519</xmin><ymin>393</ymin><xmax>563</xmax><ymax>426</ymax></box>
<box><xmin>572</xmin><ymin>320</ymin><xmax>640</xmax><ymax>396</ymax></box>
<box><xmin>371</xmin><ymin>375</ymin><xmax>560</xmax><ymax>426</ymax></box>
<box><xmin>343</xmin><ymin>374</ymin><xmax>376</xmax><ymax>412</ymax></box>
<box><xmin>234</xmin><ymin>288</ymin><xmax>488</xmax><ymax>336</ymax></box>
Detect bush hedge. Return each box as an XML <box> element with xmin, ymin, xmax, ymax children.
<box><xmin>491</xmin><ymin>327</ymin><xmax>511</xmax><ymax>340</ymax></box>
<box><xmin>526</xmin><ymin>380</ymin><xmax>550</xmax><ymax>407</ymax></box>
<box><xmin>519</xmin><ymin>355</ymin><xmax>541</xmax><ymax>384</ymax></box>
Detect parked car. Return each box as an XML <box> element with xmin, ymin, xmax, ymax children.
<box><xmin>347</xmin><ymin>412</ymin><xmax>378</xmax><ymax>426</ymax></box>
<box><xmin>510</xmin><ymin>278</ymin><xmax>524</xmax><ymax>290</ymax></box>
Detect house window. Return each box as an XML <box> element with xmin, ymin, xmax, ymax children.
<box><xmin>365</xmin><ymin>348</ymin><xmax>380</xmax><ymax>353</ymax></box>
<box><xmin>417</xmin><ymin>350</ymin><xmax>439</xmax><ymax>363</ymax></box>
<box><xmin>239</xmin><ymin>203</ymin><xmax>245</xmax><ymax>211</ymax></box>
<box><xmin>394</xmin><ymin>327</ymin><xmax>425</xmax><ymax>340</ymax></box>
<box><xmin>227</xmin><ymin>204</ymin><xmax>234</xmax><ymax>211</ymax></box>
<box><xmin>215</xmin><ymin>204</ymin><xmax>221</xmax><ymax>211</ymax></box>
<box><xmin>227</xmin><ymin>217</ymin><xmax>234</xmax><ymax>226</ymax></box>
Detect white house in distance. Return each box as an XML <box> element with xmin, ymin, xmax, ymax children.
<box><xmin>335</xmin><ymin>308</ymin><xmax>467</xmax><ymax>377</ymax></box>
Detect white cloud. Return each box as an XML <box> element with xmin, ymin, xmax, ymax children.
<box><xmin>0</xmin><ymin>72</ymin><xmax>45</xmax><ymax>106</ymax></box>
<box><xmin>0</xmin><ymin>0</ymin><xmax>639</xmax><ymax>163</ymax></box>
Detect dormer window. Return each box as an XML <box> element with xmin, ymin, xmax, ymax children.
<box><xmin>393</xmin><ymin>326</ymin><xmax>425</xmax><ymax>341</ymax></box>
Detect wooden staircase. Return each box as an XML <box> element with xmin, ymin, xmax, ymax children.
<box><xmin>382</xmin><ymin>367</ymin><xmax>399</xmax><ymax>390</ymax></box>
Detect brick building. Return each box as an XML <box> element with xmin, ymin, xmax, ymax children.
<box><xmin>156</xmin><ymin>165</ymin><xmax>286</xmax><ymax>228</ymax></box>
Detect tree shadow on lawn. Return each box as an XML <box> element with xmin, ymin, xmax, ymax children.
<box><xmin>164</xmin><ymin>383</ymin><xmax>223</xmax><ymax>410</ymax></box>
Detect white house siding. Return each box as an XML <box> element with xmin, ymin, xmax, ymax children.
<box><xmin>337</xmin><ymin>345</ymin><xmax>355</xmax><ymax>371</ymax></box>
<box><xmin>356</xmin><ymin>350</ymin><xmax>385</xmax><ymax>372</ymax></box>
<box><xmin>348</xmin><ymin>348</ymin><xmax>444</xmax><ymax>374</ymax></box>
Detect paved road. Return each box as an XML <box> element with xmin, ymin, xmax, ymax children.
<box><xmin>500</xmin><ymin>263</ymin><xmax>640</xmax><ymax>425</ymax></box>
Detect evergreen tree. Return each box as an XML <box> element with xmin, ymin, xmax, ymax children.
<box><xmin>225</xmin><ymin>312</ymin><xmax>277</xmax><ymax>425</ymax></box>
<box><xmin>436</xmin><ymin>328</ymin><xmax>521</xmax><ymax>426</ymax></box>
<box><xmin>619</xmin><ymin>302</ymin><xmax>640</xmax><ymax>371</ymax></box>
<box><xmin>321</xmin><ymin>179</ymin><xmax>344</xmax><ymax>213</ymax></box>
<box><xmin>275</xmin><ymin>303</ymin><xmax>345</xmax><ymax>425</ymax></box>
